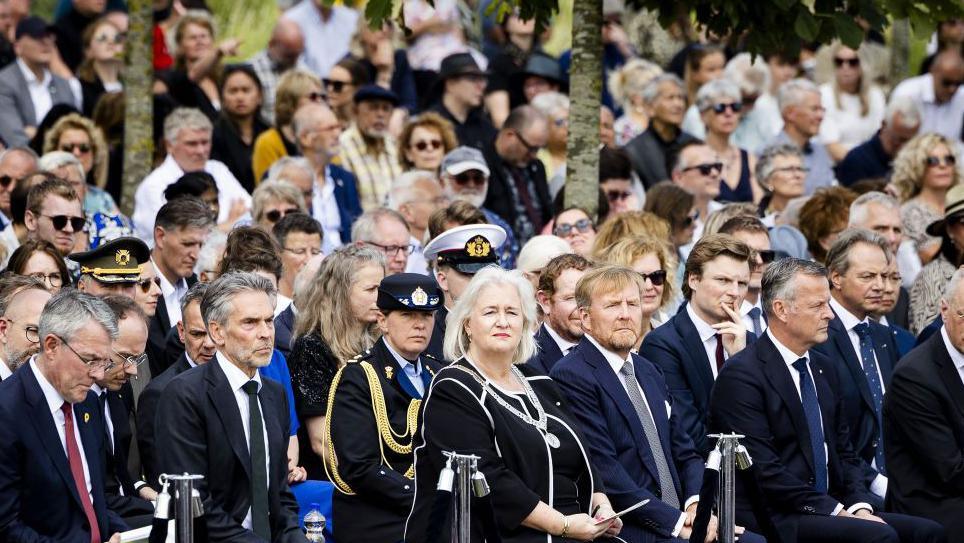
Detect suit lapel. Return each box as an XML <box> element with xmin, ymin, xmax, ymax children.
<box><xmin>633</xmin><ymin>356</ymin><xmax>682</xmax><ymax>492</ymax></box>
<box><xmin>933</xmin><ymin>337</ymin><xmax>964</xmax><ymax>421</ymax></box>
<box><xmin>536</xmin><ymin>325</ymin><xmax>564</xmax><ymax>368</ymax></box>
<box><xmin>261</xmin><ymin>385</ymin><xmax>284</xmax><ymax>498</ymax></box>
<box><xmin>870</xmin><ymin>324</ymin><xmax>895</xmax><ymax>385</ymax></box>
<box><xmin>675</xmin><ymin>310</ymin><xmax>714</xmax><ymax>396</ymax></box>
<box><xmin>12</xmin><ymin>67</ymin><xmax>35</xmax><ymax>125</ymax></box>
<box><xmin>206</xmin><ymin>362</ymin><xmax>252</xmax><ymax>479</ymax></box>
<box><xmin>828</xmin><ymin>316</ymin><xmax>877</xmax><ymax>416</ymax></box>
<box><xmin>759</xmin><ymin>337</ymin><xmax>817</xmax><ymax>474</ymax></box>
<box><xmin>155</xmin><ymin>296</ymin><xmax>171</xmax><ymax>332</ymax></box>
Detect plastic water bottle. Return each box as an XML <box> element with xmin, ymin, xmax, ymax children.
<box><xmin>304</xmin><ymin>503</ymin><xmax>326</xmax><ymax>543</ymax></box>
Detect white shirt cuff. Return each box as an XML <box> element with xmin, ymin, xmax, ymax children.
<box><xmin>832</xmin><ymin>503</ymin><xmax>844</xmax><ymax>516</ymax></box>
<box><xmin>684</xmin><ymin>495</ymin><xmax>699</xmax><ymax>511</ymax></box>
<box><xmin>869</xmin><ymin>474</ymin><xmax>888</xmax><ymax>498</ymax></box>
<box><xmin>671</xmin><ymin>512</ymin><xmax>687</xmax><ymax>537</ymax></box>
<box><xmin>847</xmin><ymin>503</ymin><xmax>873</xmax><ymax>515</ymax></box>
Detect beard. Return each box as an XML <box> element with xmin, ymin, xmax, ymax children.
<box><xmin>605</xmin><ymin>328</ymin><xmax>639</xmax><ymax>351</ymax></box>
<box><xmin>444</xmin><ymin>186</ymin><xmax>486</xmax><ymax>209</ymax></box>
<box><xmin>4</xmin><ymin>345</ymin><xmax>37</xmax><ymax>371</ymax></box>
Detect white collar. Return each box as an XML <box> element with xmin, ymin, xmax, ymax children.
<box><xmin>685</xmin><ymin>303</ymin><xmax>718</xmax><ymax>342</ymax></box>
<box><xmin>829</xmin><ymin>296</ymin><xmax>868</xmax><ymax>332</ymax></box>
<box><xmin>940</xmin><ymin>325</ymin><xmax>964</xmax><ymax>370</ymax></box>
<box><xmin>216</xmin><ymin>351</ymin><xmax>262</xmax><ymax>393</ymax></box>
<box><xmin>584</xmin><ymin>333</ymin><xmax>631</xmax><ymax>375</ymax></box>
<box><xmin>184</xmin><ymin>352</ymin><xmax>198</xmax><ymax>368</ymax></box>
<box><xmin>542</xmin><ymin>323</ymin><xmax>579</xmax><ymax>354</ymax></box>
<box><xmin>766</xmin><ymin>329</ymin><xmax>810</xmax><ymax>368</ymax></box>
<box><xmin>0</xmin><ymin>359</ymin><xmax>12</xmax><ymax>379</ymax></box>
<box><xmin>740</xmin><ymin>298</ymin><xmax>762</xmax><ymax>317</ymax></box>
<box><xmin>90</xmin><ymin>383</ymin><xmax>105</xmax><ymax>396</ymax></box>
<box><xmin>29</xmin><ymin>356</ymin><xmax>68</xmax><ymax>413</ymax></box>
<box><xmin>16</xmin><ymin>58</ymin><xmax>50</xmax><ymax>86</ymax></box>
<box><xmin>151</xmin><ymin>257</ymin><xmax>186</xmax><ymax>297</ymax></box>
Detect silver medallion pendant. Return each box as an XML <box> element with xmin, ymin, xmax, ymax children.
<box><xmin>545</xmin><ymin>432</ymin><xmax>561</xmax><ymax>448</ymax></box>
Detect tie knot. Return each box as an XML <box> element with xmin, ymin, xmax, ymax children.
<box><xmin>853</xmin><ymin>322</ymin><xmax>870</xmax><ymax>336</ymax></box>
<box><xmin>619</xmin><ymin>359</ymin><xmax>635</xmax><ymax>376</ymax></box>
<box><xmin>242</xmin><ymin>380</ymin><xmax>259</xmax><ymax>396</ymax></box>
<box><xmin>792</xmin><ymin>357</ymin><xmax>809</xmax><ymax>373</ymax></box>
<box><xmin>748</xmin><ymin>307</ymin><xmax>761</xmax><ymax>318</ymax></box>
<box><xmin>60</xmin><ymin>401</ymin><xmax>72</xmax><ymax>415</ymax></box>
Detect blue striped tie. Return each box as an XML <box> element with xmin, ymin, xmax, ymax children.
<box><xmin>853</xmin><ymin>322</ymin><xmax>886</xmax><ymax>474</ymax></box>
<box><xmin>792</xmin><ymin>357</ymin><xmax>828</xmax><ymax>494</ymax></box>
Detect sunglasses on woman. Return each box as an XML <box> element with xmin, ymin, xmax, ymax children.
<box><xmin>638</xmin><ymin>270</ymin><xmax>667</xmax><ymax>286</ymax></box>
<box><xmin>323</xmin><ymin>79</ymin><xmax>351</xmax><ymax>93</ymax></box>
<box><xmin>606</xmin><ymin>190</ymin><xmax>632</xmax><ymax>202</ymax></box>
<box><xmin>265</xmin><ymin>207</ymin><xmax>300</xmax><ymax>223</ymax></box>
<box><xmin>411</xmin><ymin>139</ymin><xmax>442</xmax><ymax>152</ymax></box>
<box><xmin>553</xmin><ymin>218</ymin><xmax>594</xmax><ymax>236</ymax></box>
<box><xmin>42</xmin><ymin>214</ymin><xmax>85</xmax><ymax>232</ymax></box>
<box><xmin>710</xmin><ymin>102</ymin><xmax>742</xmax><ymax>114</ymax></box>
<box><xmin>60</xmin><ymin>143</ymin><xmax>91</xmax><ymax>154</ymax></box>
<box><xmin>137</xmin><ymin>276</ymin><xmax>161</xmax><ymax>294</ymax></box>
<box><xmin>926</xmin><ymin>155</ymin><xmax>957</xmax><ymax>167</ymax></box>
<box><xmin>833</xmin><ymin>57</ymin><xmax>860</xmax><ymax>68</ymax></box>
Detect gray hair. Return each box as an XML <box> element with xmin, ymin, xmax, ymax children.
<box><xmin>443</xmin><ymin>266</ymin><xmax>538</xmax><ymax>364</ymax></box>
<box><xmin>695</xmin><ymin>78</ymin><xmax>742</xmax><ymax>112</ymax></box>
<box><xmin>38</xmin><ymin>289</ymin><xmax>118</xmax><ymax>344</ymax></box>
<box><xmin>291</xmin><ymin>102</ymin><xmax>335</xmax><ymax>144</ymax></box>
<box><xmin>194</xmin><ymin>229</ymin><xmax>227</xmax><ymax>277</ymax></box>
<box><xmin>723</xmin><ymin>53</ymin><xmax>770</xmax><ymax>97</ymax></box>
<box><xmin>755</xmin><ymin>144</ymin><xmax>804</xmax><ymax>185</ymax></box>
<box><xmin>777</xmin><ymin>78</ymin><xmax>820</xmax><ymax>112</ymax></box>
<box><xmin>266</xmin><ymin>156</ymin><xmax>316</xmax><ymax>185</ymax></box>
<box><xmin>943</xmin><ymin>267</ymin><xmax>964</xmax><ymax>305</ymax></box>
<box><xmin>163</xmin><ymin>108</ymin><xmax>213</xmax><ymax>145</ymax></box>
<box><xmin>825</xmin><ymin>228</ymin><xmax>892</xmax><ymax>276</ymax></box>
<box><xmin>179</xmin><ymin>281</ymin><xmax>211</xmax><ymax>319</ymax></box>
<box><xmin>761</xmin><ymin>257</ymin><xmax>828</xmax><ymax>318</ymax></box>
<box><xmin>641</xmin><ymin>73</ymin><xmax>684</xmax><ymax>105</ymax></box>
<box><xmin>884</xmin><ymin>95</ymin><xmax>922</xmax><ymax>129</ymax></box>
<box><xmin>350</xmin><ymin>207</ymin><xmax>410</xmax><ymax>243</ymax></box>
<box><xmin>200</xmin><ymin>271</ymin><xmax>277</xmax><ymax>329</ymax></box>
<box><xmin>848</xmin><ymin>192</ymin><xmax>899</xmax><ymax>227</ymax></box>
<box><xmin>38</xmin><ymin>151</ymin><xmax>85</xmax><ymax>181</ymax></box>
<box><xmin>388</xmin><ymin>170</ymin><xmax>437</xmax><ymax>210</ymax></box>
<box><xmin>530</xmin><ymin>91</ymin><xmax>570</xmax><ymax>117</ymax></box>
<box><xmin>251</xmin><ymin>180</ymin><xmax>306</xmax><ymax>222</ymax></box>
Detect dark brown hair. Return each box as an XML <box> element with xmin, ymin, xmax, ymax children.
<box><xmin>5</xmin><ymin>239</ymin><xmax>70</xmax><ymax>291</ymax></box>
<box><xmin>538</xmin><ymin>253</ymin><xmax>593</xmax><ymax>298</ymax></box>
<box><xmin>427</xmin><ymin>201</ymin><xmax>488</xmax><ymax>241</ymax></box>
<box><xmin>218</xmin><ymin>226</ymin><xmax>283</xmax><ymax>280</ymax></box>
<box><xmin>682</xmin><ymin>233</ymin><xmax>752</xmax><ymax>299</ymax></box>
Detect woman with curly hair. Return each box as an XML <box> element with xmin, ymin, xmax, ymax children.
<box><xmin>396</xmin><ymin>112</ymin><xmax>458</xmax><ymax>174</ymax></box>
<box><xmin>892</xmin><ymin>132</ymin><xmax>962</xmax><ymax>266</ymax></box>
<box><xmin>288</xmin><ymin>246</ymin><xmax>386</xmax><ymax>479</ymax></box>
<box><xmin>42</xmin><ymin>114</ymin><xmax>116</xmax><ymax>216</ymax></box>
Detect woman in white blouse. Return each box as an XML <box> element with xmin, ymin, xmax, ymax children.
<box><xmin>817</xmin><ymin>42</ymin><xmax>886</xmax><ymax>162</ymax></box>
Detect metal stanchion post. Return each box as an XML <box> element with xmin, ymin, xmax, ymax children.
<box><xmin>164</xmin><ymin>473</ymin><xmax>205</xmax><ymax>543</ymax></box>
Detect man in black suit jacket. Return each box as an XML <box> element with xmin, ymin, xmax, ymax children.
<box><xmin>0</xmin><ymin>290</ymin><xmax>127</xmax><ymax>542</ymax></box>
<box><xmin>812</xmin><ymin>229</ymin><xmax>899</xmax><ymax>505</ymax></box>
<box><xmin>157</xmin><ymin>272</ymin><xmax>306</xmax><ymax>542</ymax></box>
<box><xmin>884</xmin><ymin>269</ymin><xmax>964</xmax><ymax>541</ymax></box>
<box><xmin>709</xmin><ymin>257</ymin><xmax>945</xmax><ymax>543</ymax></box>
<box><xmin>138</xmin><ymin>282</ymin><xmax>215</xmax><ymax>489</ymax></box>
<box><xmin>527</xmin><ymin>253</ymin><xmax>592</xmax><ymax>374</ymax></box>
<box><xmin>147</xmin><ymin>198</ymin><xmax>211</xmax><ymax>376</ymax></box>
<box><xmin>482</xmin><ymin>105</ymin><xmax>552</xmax><ymax>243</ymax></box>
<box><xmin>640</xmin><ymin>234</ymin><xmax>755</xmax><ymax>455</ymax></box>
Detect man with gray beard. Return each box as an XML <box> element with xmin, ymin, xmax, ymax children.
<box><xmin>438</xmin><ymin>146</ymin><xmax>518</xmax><ymax>268</ymax></box>
<box><xmin>0</xmin><ymin>275</ymin><xmax>50</xmax><ymax>379</ymax></box>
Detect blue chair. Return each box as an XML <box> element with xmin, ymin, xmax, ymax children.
<box><xmin>291</xmin><ymin>480</ymin><xmax>335</xmax><ymax>542</ymax></box>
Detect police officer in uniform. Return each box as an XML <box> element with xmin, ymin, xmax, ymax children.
<box><xmin>325</xmin><ymin>273</ymin><xmax>445</xmax><ymax>543</ymax></box>
<box><xmin>69</xmin><ymin>236</ymin><xmax>152</xmax><ymax>299</ymax></box>
<box><xmin>422</xmin><ymin>224</ymin><xmax>507</xmax><ymax>360</ymax></box>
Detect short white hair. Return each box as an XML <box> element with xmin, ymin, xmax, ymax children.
<box><xmin>194</xmin><ymin>230</ymin><xmax>227</xmax><ymax>277</ymax></box>
<box><xmin>944</xmin><ymin>267</ymin><xmax>964</xmax><ymax>306</ymax></box>
<box><xmin>530</xmin><ymin>91</ymin><xmax>569</xmax><ymax>117</ymax></box>
<box><xmin>884</xmin><ymin>95</ymin><xmax>922</xmax><ymax>129</ymax></box>
<box><xmin>724</xmin><ymin>53</ymin><xmax>770</xmax><ymax>97</ymax></box>
<box><xmin>695</xmin><ymin>78</ymin><xmax>742</xmax><ymax>112</ymax></box>
<box><xmin>266</xmin><ymin>156</ymin><xmax>316</xmax><ymax>184</ymax></box>
<box><xmin>443</xmin><ymin>266</ymin><xmax>538</xmax><ymax>364</ymax></box>
<box><xmin>38</xmin><ymin>151</ymin><xmax>85</xmax><ymax>181</ymax></box>
<box><xmin>163</xmin><ymin>108</ymin><xmax>213</xmax><ymax>145</ymax></box>
<box><xmin>388</xmin><ymin>170</ymin><xmax>437</xmax><ymax>210</ymax></box>
<box><xmin>777</xmin><ymin>78</ymin><xmax>819</xmax><ymax>113</ymax></box>
<box><xmin>848</xmin><ymin>191</ymin><xmax>899</xmax><ymax>227</ymax></box>
<box><xmin>516</xmin><ymin>235</ymin><xmax>572</xmax><ymax>273</ymax></box>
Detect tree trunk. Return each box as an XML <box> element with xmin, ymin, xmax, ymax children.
<box><xmin>121</xmin><ymin>0</ymin><xmax>154</xmax><ymax>217</ymax></box>
<box><xmin>889</xmin><ymin>18</ymin><xmax>910</xmax><ymax>88</ymax></box>
<box><xmin>564</xmin><ymin>0</ymin><xmax>602</xmax><ymax>219</ymax></box>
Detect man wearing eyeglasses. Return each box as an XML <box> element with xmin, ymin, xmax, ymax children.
<box><xmin>24</xmin><ymin>177</ymin><xmax>84</xmax><ymax>261</ymax></box>
<box><xmin>719</xmin><ymin>216</ymin><xmax>775</xmax><ymax>338</ymax></box>
<box><xmin>272</xmin><ymin>212</ymin><xmax>322</xmax><ymax>311</ymax></box>
<box><xmin>84</xmin><ymin>296</ymin><xmax>156</xmax><ymax>525</ymax></box>
<box><xmin>70</xmin><ymin>236</ymin><xmax>151</xmax><ymax>300</ymax></box>
<box><xmin>0</xmin><ymin>289</ymin><xmax>127</xmax><ymax>542</ymax></box>
<box><xmin>811</xmin><ymin>229</ymin><xmax>900</xmax><ymax>509</ymax></box>
<box><xmin>389</xmin><ymin>170</ymin><xmax>447</xmax><ymax>276</ymax></box>
<box><xmin>337</xmin><ymin>85</ymin><xmax>402</xmax><ymax>211</ymax></box>
<box><xmin>0</xmin><ymin>275</ymin><xmax>50</xmax><ymax>380</ymax></box>
<box><xmin>351</xmin><ymin>207</ymin><xmax>413</xmax><ymax>276</ymax></box>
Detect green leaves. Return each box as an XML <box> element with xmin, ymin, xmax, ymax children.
<box><xmin>364</xmin><ymin>0</ymin><xmax>394</xmax><ymax>29</ymax></box>
<box><xmin>832</xmin><ymin>13</ymin><xmax>864</xmax><ymax>48</ymax></box>
<box><xmin>794</xmin><ymin>8</ymin><xmax>820</xmax><ymax>42</ymax></box>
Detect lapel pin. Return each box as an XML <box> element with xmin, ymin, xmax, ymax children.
<box><xmin>385</xmin><ymin>366</ymin><xmax>394</xmax><ymax>379</ymax></box>
<box><xmin>83</xmin><ymin>413</ymin><xmax>90</xmax><ymax>423</ymax></box>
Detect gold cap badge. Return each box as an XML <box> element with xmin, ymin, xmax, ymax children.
<box><xmin>115</xmin><ymin>249</ymin><xmax>131</xmax><ymax>265</ymax></box>
<box><xmin>465</xmin><ymin>235</ymin><xmax>491</xmax><ymax>258</ymax></box>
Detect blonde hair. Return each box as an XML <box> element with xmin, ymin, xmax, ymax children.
<box><xmin>443</xmin><ymin>267</ymin><xmax>538</xmax><ymax>364</ymax></box>
<box><xmin>597</xmin><ymin>236</ymin><xmax>676</xmax><ymax>308</ymax></box>
<box><xmin>703</xmin><ymin>203</ymin><xmax>759</xmax><ymax>236</ymax></box>
<box><xmin>890</xmin><ymin>133</ymin><xmax>963</xmax><ymax>202</ymax></box>
<box><xmin>294</xmin><ymin>246</ymin><xmax>386</xmax><ymax>362</ymax></box>
<box><xmin>608</xmin><ymin>58</ymin><xmax>663</xmax><ymax>112</ymax></box>
<box><xmin>171</xmin><ymin>10</ymin><xmax>218</xmax><ymax>71</ymax></box>
<box><xmin>818</xmin><ymin>41</ymin><xmax>872</xmax><ymax>116</ymax></box>
<box><xmin>275</xmin><ymin>69</ymin><xmax>323</xmax><ymax>128</ymax></box>
<box><xmin>42</xmin><ymin>114</ymin><xmax>109</xmax><ymax>188</ymax></box>
<box><xmin>591</xmin><ymin>211</ymin><xmax>671</xmax><ymax>258</ymax></box>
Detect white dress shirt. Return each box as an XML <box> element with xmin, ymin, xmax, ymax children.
<box><xmin>153</xmin><ymin>259</ymin><xmax>189</xmax><ymax>329</ymax></box>
<box><xmin>0</xmin><ymin>357</ymin><xmax>11</xmax><ymax>380</ymax></box>
<box><xmin>740</xmin><ymin>298</ymin><xmax>768</xmax><ymax>336</ymax></box>
<box><xmin>284</xmin><ymin>1</ymin><xmax>358</xmax><ymax>78</ymax></box>
<box><xmin>543</xmin><ymin>323</ymin><xmax>579</xmax><ymax>356</ymax></box>
<box><xmin>404</xmin><ymin>236</ymin><xmax>428</xmax><ymax>275</ymax></box>
<box><xmin>216</xmin><ymin>353</ymin><xmax>270</xmax><ymax>531</ymax></box>
<box><xmin>585</xmin><ymin>333</ymin><xmax>697</xmax><ymax>535</ymax></box>
<box><xmin>312</xmin><ymin>166</ymin><xmax>343</xmax><ymax>254</ymax></box>
<box><xmin>29</xmin><ymin>357</ymin><xmax>93</xmax><ymax>503</ymax></box>
<box><xmin>891</xmin><ymin>73</ymin><xmax>964</xmax><ymax>142</ymax></box>
<box><xmin>16</xmin><ymin>59</ymin><xmax>52</xmax><ymax>124</ymax></box>
<box><xmin>686</xmin><ymin>303</ymin><xmax>726</xmax><ymax>379</ymax></box>
<box><xmin>132</xmin><ymin>155</ymin><xmax>252</xmax><ymax>242</ymax></box>
<box><xmin>274</xmin><ymin>294</ymin><xmax>293</xmax><ymax>318</ymax></box>
<box><xmin>767</xmin><ymin>331</ymin><xmax>872</xmax><ymax>515</ymax></box>
<box><xmin>940</xmin><ymin>326</ymin><xmax>964</xmax><ymax>387</ymax></box>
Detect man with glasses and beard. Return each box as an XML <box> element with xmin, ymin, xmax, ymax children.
<box><xmin>438</xmin><ymin>146</ymin><xmax>518</xmax><ymax>268</ymax></box>
<box><xmin>337</xmin><ymin>86</ymin><xmax>402</xmax><ymax>211</ymax></box>
<box><xmin>0</xmin><ymin>275</ymin><xmax>49</xmax><ymax>380</ymax></box>
<box><xmin>528</xmin><ymin>253</ymin><xmax>593</xmax><ymax>374</ymax></box>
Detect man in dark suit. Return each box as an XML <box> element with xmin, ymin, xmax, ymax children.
<box><xmin>0</xmin><ymin>17</ymin><xmax>78</xmax><ymax>147</ymax></box>
<box><xmin>528</xmin><ymin>253</ymin><xmax>592</xmax><ymax>374</ymax></box>
<box><xmin>157</xmin><ymin>272</ymin><xmax>307</xmax><ymax>542</ymax></box>
<box><xmin>640</xmin><ymin>233</ymin><xmax>754</xmax><ymax>455</ymax></box>
<box><xmin>147</xmin><ymin>197</ymin><xmax>210</xmax><ymax>376</ymax></box>
<box><xmin>482</xmin><ymin>105</ymin><xmax>552</xmax><ymax>243</ymax></box>
<box><xmin>553</xmin><ymin>265</ymin><xmax>760</xmax><ymax>542</ymax></box>
<box><xmin>811</xmin><ymin>229</ymin><xmax>898</xmax><ymax>506</ymax></box>
<box><xmin>884</xmin><ymin>268</ymin><xmax>964</xmax><ymax>541</ymax></box>
<box><xmin>85</xmin><ymin>296</ymin><xmax>156</xmax><ymax>523</ymax></box>
<box><xmin>0</xmin><ymin>290</ymin><xmax>127</xmax><ymax>542</ymax></box>
<box><xmin>137</xmin><ymin>282</ymin><xmax>215</xmax><ymax>493</ymax></box>
<box><xmin>709</xmin><ymin>257</ymin><xmax>945</xmax><ymax>543</ymax></box>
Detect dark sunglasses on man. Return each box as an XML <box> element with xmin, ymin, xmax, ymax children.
<box><xmin>0</xmin><ymin>175</ymin><xmax>14</xmax><ymax>188</ymax></box>
<box><xmin>137</xmin><ymin>276</ymin><xmax>161</xmax><ymax>294</ymax></box>
<box><xmin>682</xmin><ymin>162</ymin><xmax>724</xmax><ymax>176</ymax></box>
<box><xmin>43</xmin><ymin>214</ymin><xmax>85</xmax><ymax>232</ymax></box>
<box><xmin>606</xmin><ymin>190</ymin><xmax>632</xmax><ymax>202</ymax></box>
<box><xmin>452</xmin><ymin>172</ymin><xmax>487</xmax><ymax>187</ymax></box>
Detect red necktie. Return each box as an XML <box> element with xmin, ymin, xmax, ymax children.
<box><xmin>62</xmin><ymin>402</ymin><xmax>101</xmax><ymax>543</ymax></box>
<box><xmin>715</xmin><ymin>334</ymin><xmax>725</xmax><ymax>374</ymax></box>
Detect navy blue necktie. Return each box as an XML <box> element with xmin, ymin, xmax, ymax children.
<box><xmin>748</xmin><ymin>307</ymin><xmax>763</xmax><ymax>336</ymax></box>
<box><xmin>853</xmin><ymin>322</ymin><xmax>886</xmax><ymax>474</ymax></box>
<box><xmin>792</xmin><ymin>357</ymin><xmax>828</xmax><ymax>494</ymax></box>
